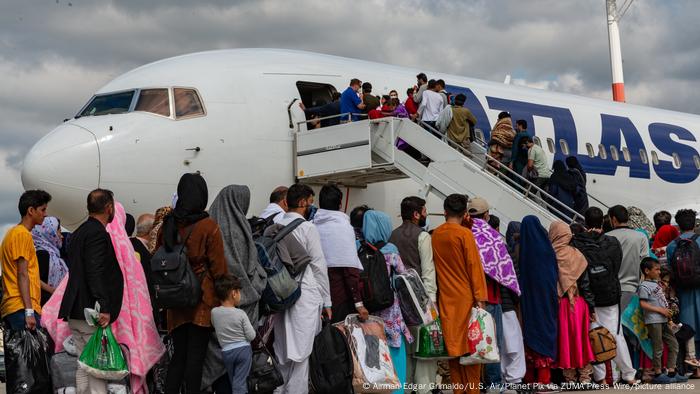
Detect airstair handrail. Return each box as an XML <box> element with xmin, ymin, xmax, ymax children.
<box><xmin>416</xmin><ymin>120</ymin><xmax>584</xmax><ymax>223</ymax></box>
<box><xmin>469</xmin><ymin>132</ymin><xmax>610</xmax><ymax>210</ymax></box>
<box><xmin>295</xmin><ymin>112</ymin><xmax>369</xmax><ymax>132</ymax></box>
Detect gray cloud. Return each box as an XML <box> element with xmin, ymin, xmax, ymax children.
<box><xmin>1</xmin><ymin>0</ymin><xmax>700</xmax><ymax>233</ymax></box>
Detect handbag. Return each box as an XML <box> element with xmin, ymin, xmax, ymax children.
<box><xmin>589</xmin><ymin>322</ymin><xmax>617</xmax><ymax>364</ymax></box>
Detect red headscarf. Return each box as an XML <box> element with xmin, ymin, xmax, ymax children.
<box><xmin>653</xmin><ymin>224</ymin><xmax>680</xmax><ymax>249</ymax></box>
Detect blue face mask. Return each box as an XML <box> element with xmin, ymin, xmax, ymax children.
<box><xmin>422</xmin><ymin>216</ymin><xmax>430</xmax><ymax>232</ymax></box>
<box><xmin>306</xmin><ymin>204</ymin><xmax>318</xmax><ymax>221</ymax></box>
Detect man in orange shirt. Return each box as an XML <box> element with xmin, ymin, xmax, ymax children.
<box><xmin>0</xmin><ymin>189</ymin><xmax>52</xmax><ymax>331</ymax></box>
<box><xmin>431</xmin><ymin>194</ymin><xmax>488</xmax><ymax>394</ymax></box>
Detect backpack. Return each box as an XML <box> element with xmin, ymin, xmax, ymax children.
<box><xmin>572</xmin><ymin>234</ymin><xmax>620</xmax><ymax>307</ymax></box>
<box><xmin>310</xmin><ymin>321</ymin><xmax>353</xmax><ymax>394</ymax></box>
<box><xmin>670</xmin><ymin>234</ymin><xmax>700</xmax><ymax>289</ymax></box>
<box><xmin>248</xmin><ymin>344</ymin><xmax>284</xmax><ymax>394</ymax></box>
<box><xmin>150</xmin><ymin>225</ymin><xmax>202</xmax><ymax>309</ymax></box>
<box><xmin>357</xmin><ymin>241</ymin><xmax>394</xmax><ymax>313</ymax></box>
<box><xmin>248</xmin><ymin>212</ymin><xmax>281</xmax><ymax>239</ymax></box>
<box><xmin>589</xmin><ymin>323</ymin><xmax>617</xmax><ymax>364</ymax></box>
<box><xmin>256</xmin><ymin>219</ymin><xmax>309</xmax><ymax>314</ymax></box>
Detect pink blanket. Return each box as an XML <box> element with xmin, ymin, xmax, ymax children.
<box><xmin>42</xmin><ymin>202</ymin><xmax>164</xmax><ymax>393</ymax></box>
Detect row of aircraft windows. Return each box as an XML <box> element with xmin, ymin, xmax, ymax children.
<box><xmin>79</xmin><ymin>88</ymin><xmax>205</xmax><ymax>119</ymax></box>
<box><xmin>531</xmin><ymin>136</ymin><xmax>700</xmax><ymax>170</ymax></box>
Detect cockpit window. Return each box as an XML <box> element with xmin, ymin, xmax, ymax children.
<box><xmin>135</xmin><ymin>89</ymin><xmax>170</xmax><ymax>117</ymax></box>
<box><xmin>174</xmin><ymin>88</ymin><xmax>205</xmax><ymax>118</ymax></box>
<box><xmin>79</xmin><ymin>91</ymin><xmax>135</xmax><ymax>117</ymax></box>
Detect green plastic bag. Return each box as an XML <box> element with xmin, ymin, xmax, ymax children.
<box><xmin>78</xmin><ymin>325</ymin><xmax>129</xmax><ymax>381</ymax></box>
<box><xmin>415</xmin><ymin>318</ymin><xmax>450</xmax><ymax>359</ymax></box>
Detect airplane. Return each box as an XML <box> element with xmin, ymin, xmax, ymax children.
<box><xmin>20</xmin><ymin>48</ymin><xmax>700</xmax><ymax>229</ymax></box>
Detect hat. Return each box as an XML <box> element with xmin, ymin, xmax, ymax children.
<box><xmin>468</xmin><ymin>197</ymin><xmax>490</xmax><ymax>216</ymax></box>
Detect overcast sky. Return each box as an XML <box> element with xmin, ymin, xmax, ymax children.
<box><xmin>1</xmin><ymin>0</ymin><xmax>699</xmax><ymax>235</ymax></box>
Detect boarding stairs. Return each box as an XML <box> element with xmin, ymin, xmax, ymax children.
<box><xmin>294</xmin><ymin>115</ymin><xmax>592</xmax><ymax>228</ymax></box>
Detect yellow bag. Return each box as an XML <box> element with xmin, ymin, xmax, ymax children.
<box><xmin>589</xmin><ymin>323</ymin><xmax>617</xmax><ymax>364</ymax></box>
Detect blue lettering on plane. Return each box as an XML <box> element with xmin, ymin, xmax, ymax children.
<box><xmin>446</xmin><ymin>84</ymin><xmax>699</xmax><ymax>184</ymax></box>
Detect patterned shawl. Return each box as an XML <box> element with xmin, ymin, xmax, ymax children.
<box><xmin>31</xmin><ymin>216</ymin><xmax>68</xmax><ymax>288</ymax></box>
<box><xmin>147</xmin><ymin>206</ymin><xmax>172</xmax><ymax>253</ymax></box>
<box><xmin>42</xmin><ymin>203</ymin><xmax>164</xmax><ymax>394</ymax></box>
<box><xmin>471</xmin><ymin>218</ymin><xmax>520</xmax><ymax>295</ymax></box>
<box><xmin>489</xmin><ymin>117</ymin><xmax>516</xmax><ymax>148</ymax></box>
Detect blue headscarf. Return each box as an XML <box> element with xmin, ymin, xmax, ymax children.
<box><xmin>518</xmin><ymin>215</ymin><xmax>559</xmax><ymax>360</ymax></box>
<box><xmin>362</xmin><ymin>210</ymin><xmax>399</xmax><ymax>255</ymax></box>
<box><xmin>505</xmin><ymin>221</ymin><xmax>521</xmax><ymax>254</ymax></box>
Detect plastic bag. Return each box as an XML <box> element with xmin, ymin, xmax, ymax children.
<box><xmin>78</xmin><ymin>325</ymin><xmax>129</xmax><ymax>381</ymax></box>
<box><xmin>460</xmin><ymin>307</ymin><xmax>500</xmax><ymax>365</ymax></box>
<box><xmin>150</xmin><ymin>335</ymin><xmax>172</xmax><ymax>394</ymax></box>
<box><xmin>344</xmin><ymin>314</ymin><xmax>400</xmax><ymax>393</ymax></box>
<box><xmin>50</xmin><ymin>351</ymin><xmax>78</xmax><ymax>391</ymax></box>
<box><xmin>4</xmin><ymin>328</ymin><xmax>52</xmax><ymax>393</ymax></box>
<box><xmin>415</xmin><ymin>318</ymin><xmax>450</xmax><ymax>359</ymax></box>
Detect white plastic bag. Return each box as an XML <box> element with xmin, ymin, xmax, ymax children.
<box><xmin>344</xmin><ymin>314</ymin><xmax>400</xmax><ymax>393</ymax></box>
<box><xmin>459</xmin><ymin>307</ymin><xmax>500</xmax><ymax>365</ymax></box>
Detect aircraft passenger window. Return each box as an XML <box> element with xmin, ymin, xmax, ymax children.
<box><xmin>533</xmin><ymin>136</ymin><xmax>542</xmax><ymax>147</ymax></box>
<box><xmin>672</xmin><ymin>153</ymin><xmax>681</xmax><ymax>169</ymax></box>
<box><xmin>609</xmin><ymin>145</ymin><xmax>619</xmax><ymax>161</ymax></box>
<box><xmin>559</xmin><ymin>139</ymin><xmax>570</xmax><ymax>156</ymax></box>
<box><xmin>640</xmin><ymin>149</ymin><xmax>649</xmax><ymax>164</ymax></box>
<box><xmin>598</xmin><ymin>144</ymin><xmax>607</xmax><ymax>160</ymax></box>
<box><xmin>585</xmin><ymin>143</ymin><xmax>595</xmax><ymax>158</ymax></box>
<box><xmin>546</xmin><ymin>138</ymin><xmax>555</xmax><ymax>153</ymax></box>
<box><xmin>79</xmin><ymin>90</ymin><xmax>135</xmax><ymax>117</ymax></box>
<box><xmin>694</xmin><ymin>155</ymin><xmax>700</xmax><ymax>170</ymax></box>
<box><xmin>174</xmin><ymin>88</ymin><xmax>205</xmax><ymax>118</ymax></box>
<box><xmin>621</xmin><ymin>147</ymin><xmax>631</xmax><ymax>162</ymax></box>
<box><xmin>651</xmin><ymin>151</ymin><xmax>660</xmax><ymax>166</ymax></box>
<box><xmin>474</xmin><ymin>129</ymin><xmax>485</xmax><ymax>142</ymax></box>
<box><xmin>135</xmin><ymin>89</ymin><xmax>170</xmax><ymax>117</ymax></box>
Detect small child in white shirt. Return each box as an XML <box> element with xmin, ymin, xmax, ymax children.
<box><xmin>211</xmin><ymin>274</ymin><xmax>257</xmax><ymax>394</ymax></box>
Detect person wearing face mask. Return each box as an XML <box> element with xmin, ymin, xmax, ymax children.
<box><xmin>58</xmin><ymin>189</ymin><xmax>125</xmax><ymax>394</ymax></box>
<box><xmin>388</xmin><ymin>196</ymin><xmax>437</xmax><ymax>394</ymax></box>
<box><xmin>273</xmin><ymin>183</ymin><xmax>332</xmax><ymax>394</ymax></box>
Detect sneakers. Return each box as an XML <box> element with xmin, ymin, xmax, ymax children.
<box><xmin>671</xmin><ymin>373</ymin><xmax>689</xmax><ymax>383</ymax></box>
<box><xmin>651</xmin><ymin>373</ymin><xmax>674</xmax><ymax>384</ymax></box>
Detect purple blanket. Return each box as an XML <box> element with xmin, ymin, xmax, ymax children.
<box><xmin>471</xmin><ymin>219</ymin><xmax>521</xmax><ymax>295</ymax></box>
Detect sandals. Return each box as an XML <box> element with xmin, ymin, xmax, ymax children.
<box><xmin>684</xmin><ymin>358</ymin><xmax>700</xmax><ymax>368</ymax></box>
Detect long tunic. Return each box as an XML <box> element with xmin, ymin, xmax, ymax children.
<box><xmin>431</xmin><ymin>222</ymin><xmax>488</xmax><ymax>356</ymax></box>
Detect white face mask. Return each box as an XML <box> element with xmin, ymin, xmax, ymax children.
<box><xmin>422</xmin><ymin>216</ymin><xmax>431</xmax><ymax>232</ymax></box>
<box><xmin>171</xmin><ymin>192</ymin><xmax>178</xmax><ymax>208</ymax></box>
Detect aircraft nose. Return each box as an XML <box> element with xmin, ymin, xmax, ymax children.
<box><xmin>21</xmin><ymin>124</ymin><xmax>100</xmax><ymax>226</ymax></box>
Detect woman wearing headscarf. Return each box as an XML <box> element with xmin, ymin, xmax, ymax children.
<box><xmin>549</xmin><ymin>221</ymin><xmax>595</xmax><ymax>384</ymax></box>
<box><xmin>42</xmin><ymin>202</ymin><xmax>165</xmax><ymax>393</ymax></box>
<box><xmin>31</xmin><ymin>216</ymin><xmax>69</xmax><ymax>305</ymax></box>
<box><xmin>566</xmin><ymin>156</ymin><xmax>587</xmax><ymax>183</ymax></box>
<box><xmin>204</xmin><ymin>185</ymin><xmax>267</xmax><ymax>390</ymax></box>
<box><xmin>518</xmin><ymin>216</ymin><xmax>558</xmax><ymax>385</ymax></box>
<box><xmin>652</xmin><ymin>224</ymin><xmax>680</xmax><ymax>264</ymax></box>
<box><xmin>547</xmin><ymin>160</ymin><xmax>577</xmax><ymax>219</ymax></box>
<box><xmin>362</xmin><ymin>210</ymin><xmax>413</xmax><ymax>394</ymax></box>
<box><xmin>158</xmin><ymin>173</ymin><xmax>228</xmax><ymax>394</ymax></box>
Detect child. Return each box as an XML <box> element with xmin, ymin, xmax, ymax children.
<box><xmin>211</xmin><ymin>274</ymin><xmax>257</xmax><ymax>394</ymax></box>
<box><xmin>660</xmin><ymin>267</ymin><xmax>700</xmax><ymax>369</ymax></box>
<box><xmin>638</xmin><ymin>257</ymin><xmax>688</xmax><ymax>383</ymax></box>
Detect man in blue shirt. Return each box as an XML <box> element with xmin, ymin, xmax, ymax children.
<box><xmin>340</xmin><ymin>78</ymin><xmax>365</xmax><ymax>122</ymax></box>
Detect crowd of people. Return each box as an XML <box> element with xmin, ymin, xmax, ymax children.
<box><xmin>2</xmin><ymin>171</ymin><xmax>700</xmax><ymax>394</ymax></box>
<box><xmin>302</xmin><ymin>75</ymin><xmax>590</xmax><ymax>220</ymax></box>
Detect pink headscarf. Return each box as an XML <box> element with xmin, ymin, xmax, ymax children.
<box><xmin>42</xmin><ymin>202</ymin><xmax>164</xmax><ymax>393</ymax></box>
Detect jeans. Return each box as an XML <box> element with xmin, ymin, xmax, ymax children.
<box><xmin>166</xmin><ymin>323</ymin><xmax>213</xmax><ymax>394</ymax></box>
<box><xmin>484</xmin><ymin>303</ymin><xmax>503</xmax><ymax>388</ymax></box>
<box><xmin>223</xmin><ymin>345</ymin><xmax>253</xmax><ymax>394</ymax></box>
<box><xmin>3</xmin><ymin>309</ymin><xmax>41</xmax><ymax>331</ymax></box>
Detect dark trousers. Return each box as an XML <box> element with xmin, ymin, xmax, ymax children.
<box><xmin>3</xmin><ymin>310</ymin><xmax>42</xmax><ymax>331</ymax></box>
<box><xmin>647</xmin><ymin>322</ymin><xmax>679</xmax><ymax>371</ymax></box>
<box><xmin>166</xmin><ymin>323</ymin><xmax>212</xmax><ymax>394</ymax></box>
<box><xmin>223</xmin><ymin>345</ymin><xmax>253</xmax><ymax>394</ymax></box>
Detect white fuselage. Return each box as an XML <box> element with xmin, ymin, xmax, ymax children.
<box><xmin>21</xmin><ymin>49</ymin><xmax>700</xmax><ymax>228</ymax></box>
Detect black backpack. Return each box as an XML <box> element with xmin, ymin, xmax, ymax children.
<box><xmin>248</xmin><ymin>344</ymin><xmax>283</xmax><ymax>394</ymax></box>
<box><xmin>670</xmin><ymin>234</ymin><xmax>700</xmax><ymax>289</ymax></box>
<box><xmin>572</xmin><ymin>234</ymin><xmax>620</xmax><ymax>307</ymax></box>
<box><xmin>256</xmin><ymin>219</ymin><xmax>310</xmax><ymax>314</ymax></box>
<box><xmin>357</xmin><ymin>241</ymin><xmax>394</xmax><ymax>313</ymax></box>
<box><xmin>248</xmin><ymin>213</ymin><xmax>281</xmax><ymax>239</ymax></box>
<box><xmin>309</xmin><ymin>321</ymin><xmax>353</xmax><ymax>394</ymax></box>
<box><xmin>151</xmin><ymin>225</ymin><xmax>202</xmax><ymax>309</ymax></box>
